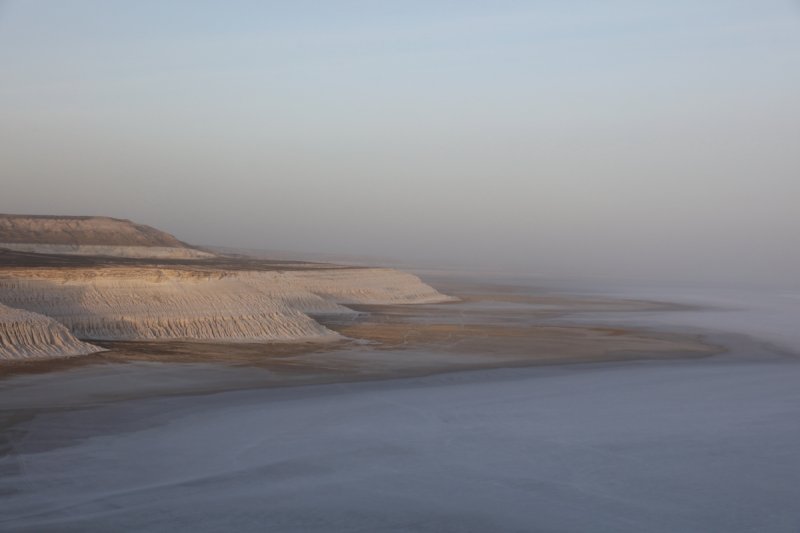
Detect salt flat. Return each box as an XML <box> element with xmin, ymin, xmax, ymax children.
<box><xmin>1</xmin><ymin>281</ymin><xmax>799</xmax><ymax>532</ymax></box>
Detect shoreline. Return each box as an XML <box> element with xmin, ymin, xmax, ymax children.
<box><xmin>0</xmin><ymin>293</ymin><xmax>721</xmax><ymax>381</ymax></box>
<box><xmin>3</xmin><ymin>329</ymin><xmax>797</xmax><ymax>533</ymax></box>
<box><xmin>0</xmin><ymin>328</ymin><xmax>740</xmax><ymax>434</ymax></box>
<box><xmin>0</xmin><ymin>276</ymin><xmax>725</xmax><ymax>389</ymax></box>
<box><xmin>0</xmin><ymin>324</ymin><xmax>729</xmax><ymax>417</ymax></box>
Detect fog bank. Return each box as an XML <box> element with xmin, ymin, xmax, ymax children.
<box><xmin>1</xmin><ymin>1</ymin><xmax>798</xmax><ymax>285</ymax></box>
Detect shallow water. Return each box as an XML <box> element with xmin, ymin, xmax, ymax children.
<box><xmin>548</xmin><ymin>282</ymin><xmax>800</xmax><ymax>355</ymax></box>
<box><xmin>2</xmin><ymin>280</ymin><xmax>800</xmax><ymax>532</ymax></box>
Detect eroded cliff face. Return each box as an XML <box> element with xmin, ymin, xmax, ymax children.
<box><xmin>0</xmin><ymin>303</ymin><xmax>103</xmax><ymax>360</ymax></box>
<box><xmin>0</xmin><ymin>215</ymin><xmax>453</xmax><ymax>359</ymax></box>
<box><xmin>0</xmin><ymin>267</ymin><xmax>454</xmax><ymax>356</ymax></box>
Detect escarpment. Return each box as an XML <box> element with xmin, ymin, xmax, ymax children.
<box><xmin>0</xmin><ymin>214</ymin><xmax>453</xmax><ymax>359</ymax></box>
<box><xmin>0</xmin><ymin>272</ymin><xmax>339</xmax><ymax>342</ymax></box>
<box><xmin>0</xmin><ymin>267</ymin><xmax>454</xmax><ymax>353</ymax></box>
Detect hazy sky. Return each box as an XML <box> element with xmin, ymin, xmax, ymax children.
<box><xmin>1</xmin><ymin>1</ymin><xmax>798</xmax><ymax>285</ymax></box>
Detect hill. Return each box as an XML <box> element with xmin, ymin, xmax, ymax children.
<box><xmin>0</xmin><ymin>214</ymin><xmax>213</xmax><ymax>259</ymax></box>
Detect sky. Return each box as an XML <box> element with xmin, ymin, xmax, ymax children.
<box><xmin>1</xmin><ymin>1</ymin><xmax>798</xmax><ymax>285</ymax></box>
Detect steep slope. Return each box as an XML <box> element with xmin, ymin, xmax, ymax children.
<box><xmin>0</xmin><ymin>303</ymin><xmax>102</xmax><ymax>360</ymax></box>
<box><xmin>0</xmin><ymin>215</ymin><xmax>213</xmax><ymax>259</ymax></box>
<box><xmin>0</xmin><ymin>267</ymin><xmax>454</xmax><ymax>345</ymax></box>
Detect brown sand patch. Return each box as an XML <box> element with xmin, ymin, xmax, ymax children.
<box><xmin>329</xmin><ymin>321</ymin><xmax>717</xmax><ymax>361</ymax></box>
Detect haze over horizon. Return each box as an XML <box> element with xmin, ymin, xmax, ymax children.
<box><xmin>1</xmin><ymin>1</ymin><xmax>798</xmax><ymax>286</ymax></box>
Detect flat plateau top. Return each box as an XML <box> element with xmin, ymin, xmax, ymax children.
<box><xmin>0</xmin><ymin>214</ymin><xmax>189</xmax><ymax>248</ymax></box>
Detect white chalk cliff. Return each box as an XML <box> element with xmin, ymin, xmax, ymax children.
<box><xmin>0</xmin><ymin>214</ymin><xmax>454</xmax><ymax>360</ymax></box>
<box><xmin>0</xmin><ymin>267</ymin><xmax>453</xmax><ymax>358</ymax></box>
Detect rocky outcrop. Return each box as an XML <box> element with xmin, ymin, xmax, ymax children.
<box><xmin>0</xmin><ymin>303</ymin><xmax>103</xmax><ymax>360</ymax></box>
<box><xmin>0</xmin><ymin>267</ymin><xmax>454</xmax><ymax>348</ymax></box>
<box><xmin>0</xmin><ymin>214</ymin><xmax>213</xmax><ymax>259</ymax></box>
